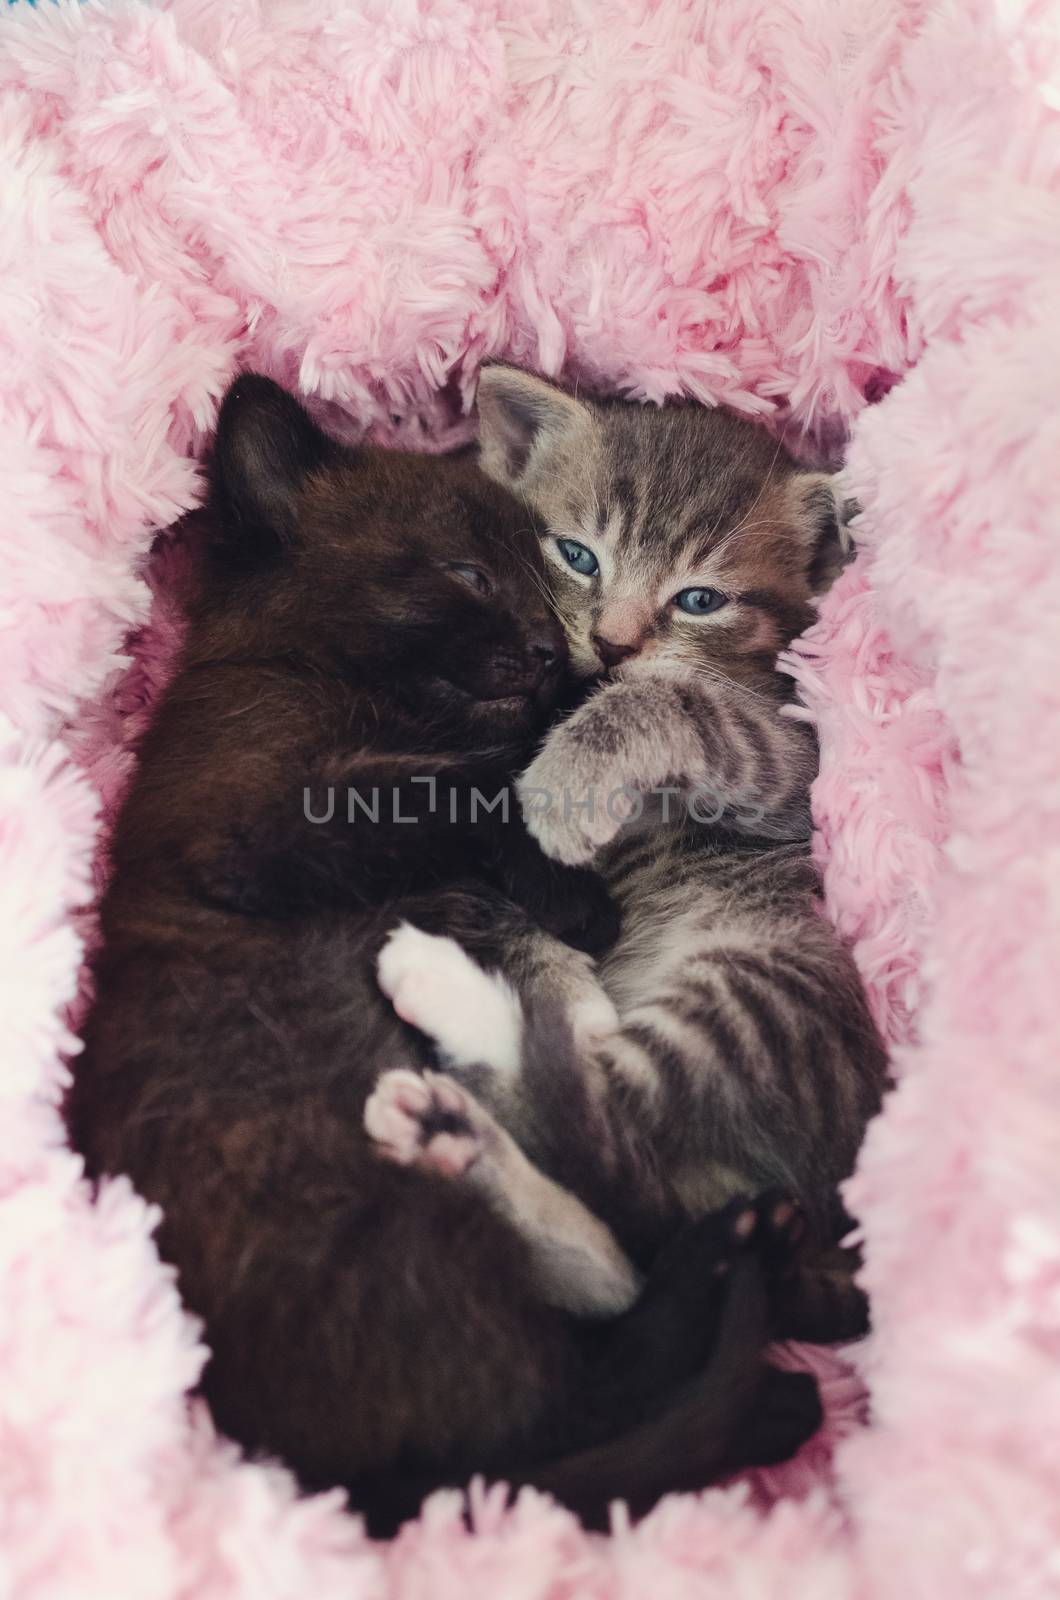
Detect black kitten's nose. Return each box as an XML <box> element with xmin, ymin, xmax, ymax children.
<box><xmin>591</xmin><ymin>632</ymin><xmax>637</xmax><ymax>669</ymax></box>
<box><xmin>531</xmin><ymin>639</ymin><xmax>561</xmax><ymax>675</ymax></box>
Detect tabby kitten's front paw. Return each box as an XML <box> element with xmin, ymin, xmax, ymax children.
<box><xmin>518</xmin><ymin>738</ymin><xmax>634</xmax><ymax>865</ymax></box>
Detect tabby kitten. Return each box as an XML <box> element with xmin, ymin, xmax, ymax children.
<box><xmin>378</xmin><ymin>368</ymin><xmax>888</xmax><ymax>1340</ymax></box>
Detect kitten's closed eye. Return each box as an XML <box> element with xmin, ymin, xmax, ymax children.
<box><xmin>556</xmin><ymin>538</ymin><xmax>599</xmax><ymax>578</ymax></box>
<box><xmin>674</xmin><ymin>587</ymin><xmax>728</xmax><ymax>617</ymax></box>
<box><xmin>446</xmin><ymin>562</ymin><xmax>494</xmax><ymax>597</ymax></box>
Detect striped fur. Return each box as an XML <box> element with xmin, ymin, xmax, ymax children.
<box><xmin>476</xmin><ymin>370</ymin><xmax>889</xmax><ymax>1338</ymax></box>
<box><xmin>597</xmin><ymin>825</ymin><xmax>884</xmax><ymax>1241</ymax></box>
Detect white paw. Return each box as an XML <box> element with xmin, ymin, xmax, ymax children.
<box><xmin>364</xmin><ymin>1069</ymin><xmax>483</xmax><ymax>1178</ymax></box>
<box><xmin>517</xmin><ymin>743</ymin><xmax>628</xmax><ymax>866</ymax></box>
<box><xmin>376</xmin><ymin>923</ymin><xmax>523</xmax><ymax>1075</ymax></box>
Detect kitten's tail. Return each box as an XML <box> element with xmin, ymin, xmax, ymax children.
<box><xmin>356</xmin><ymin>1255</ymin><xmax>819</xmax><ymax>1536</ymax></box>
<box><xmin>516</xmin><ymin>1255</ymin><xmax>816</xmax><ymax>1528</ymax></box>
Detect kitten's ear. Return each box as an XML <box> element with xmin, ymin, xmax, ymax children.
<box><xmin>211</xmin><ymin>374</ymin><xmax>339</xmax><ymax>552</ymax></box>
<box><xmin>476</xmin><ymin>365</ymin><xmax>593</xmax><ymax>496</ymax></box>
<box><xmin>791</xmin><ymin>473</ymin><xmax>856</xmax><ymax>593</ymax></box>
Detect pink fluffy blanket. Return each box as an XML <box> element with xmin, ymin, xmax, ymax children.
<box><xmin>3</xmin><ymin>0</ymin><xmax>1059</xmax><ymax>1593</ymax></box>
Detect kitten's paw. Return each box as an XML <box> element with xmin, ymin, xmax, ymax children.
<box><xmin>518</xmin><ymin>742</ymin><xmax>630</xmax><ymax>866</ymax></box>
<box><xmin>717</xmin><ymin>1192</ymin><xmax>808</xmax><ymax>1284</ymax></box>
<box><xmin>771</xmin><ymin>1241</ymin><xmax>869</xmax><ymax>1343</ymax></box>
<box><xmin>364</xmin><ymin>1069</ymin><xmax>484</xmax><ymax>1178</ymax></box>
<box><xmin>645</xmin><ymin>1193</ymin><xmax>792</xmax><ymax>1306</ymax></box>
<box><xmin>377</xmin><ymin>923</ymin><xmax>523</xmax><ymax>1075</ymax></box>
<box><xmin>755</xmin><ymin>1191</ymin><xmax>809</xmax><ymax>1276</ymax></box>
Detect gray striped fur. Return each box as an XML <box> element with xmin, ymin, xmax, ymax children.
<box><xmin>477</xmin><ymin>370</ymin><xmax>888</xmax><ymax>1335</ymax></box>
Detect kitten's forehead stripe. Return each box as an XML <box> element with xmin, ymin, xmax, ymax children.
<box><xmin>592</xmin><ymin>407</ymin><xmax>796</xmax><ymax>582</ymax></box>
<box><xmin>608</xmin><ymin>475</ymin><xmax>640</xmax><ymax>527</ymax></box>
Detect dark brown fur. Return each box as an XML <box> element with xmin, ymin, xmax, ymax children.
<box><xmin>68</xmin><ymin>376</ymin><xmax>819</xmax><ymax>1535</ymax></box>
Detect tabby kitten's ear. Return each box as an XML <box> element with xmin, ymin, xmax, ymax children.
<box><xmin>212</xmin><ymin>374</ymin><xmax>339</xmax><ymax>554</ymax></box>
<box><xmin>791</xmin><ymin>473</ymin><xmax>856</xmax><ymax>595</ymax></box>
<box><xmin>476</xmin><ymin>365</ymin><xmax>593</xmax><ymax>497</ymax></box>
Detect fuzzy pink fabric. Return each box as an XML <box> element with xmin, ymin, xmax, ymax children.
<box><xmin>2</xmin><ymin>0</ymin><xmax>1059</xmax><ymax>1593</ymax></box>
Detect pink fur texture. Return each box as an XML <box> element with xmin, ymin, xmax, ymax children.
<box><xmin>1</xmin><ymin>0</ymin><xmax>1058</xmax><ymax>1593</ymax></box>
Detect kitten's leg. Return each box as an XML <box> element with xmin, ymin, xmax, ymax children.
<box><xmin>364</xmin><ymin>1068</ymin><xmax>641</xmax><ymax>1317</ymax></box>
<box><xmin>375</xmin><ymin>924</ymin><xmax>683</xmax><ymax>1262</ymax></box>
<box><xmin>377</xmin><ymin>921</ymin><xmax>620</xmax><ymax>1070</ymax></box>
<box><xmin>518</xmin><ymin>675</ymin><xmax>818</xmax><ymax>866</ymax></box>
<box><xmin>720</xmin><ymin>1366</ymin><xmax>824</xmax><ymax>1470</ymax></box>
<box><xmin>378</xmin><ymin>924</ymin><xmax>525</xmax><ymax>1076</ymax></box>
<box><xmin>505</xmin><ymin>928</ymin><xmax>621</xmax><ymax>1055</ymax></box>
<box><xmin>548</xmin><ymin>1191</ymin><xmax>820</xmax><ymax>1489</ymax></box>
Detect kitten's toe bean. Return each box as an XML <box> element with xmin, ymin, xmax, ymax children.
<box><xmin>756</xmin><ymin>1189</ymin><xmax>809</xmax><ymax>1276</ymax></box>
<box><xmin>711</xmin><ymin>1197</ymin><xmax>761</xmax><ymax>1274</ymax></box>
<box><xmin>363</xmin><ymin>1068</ymin><xmax>435</xmax><ymax>1164</ymax></box>
<box><xmin>364</xmin><ymin>1068</ymin><xmax>484</xmax><ymax>1179</ymax></box>
<box><xmin>419</xmin><ymin>1068</ymin><xmax>467</xmax><ymax>1117</ymax></box>
<box><xmin>731</xmin><ymin>1204</ymin><xmax>760</xmax><ymax>1242</ymax></box>
<box><xmin>708</xmin><ymin>1193</ymin><xmax>805</xmax><ymax>1278</ymax></box>
<box><xmin>376</xmin><ymin>923</ymin><xmax>523</xmax><ymax>1074</ymax></box>
<box><xmin>416</xmin><ymin>1130</ymin><xmax>478</xmax><ymax>1179</ymax></box>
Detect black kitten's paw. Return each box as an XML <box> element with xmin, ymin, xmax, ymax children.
<box><xmin>752</xmin><ymin>1190</ymin><xmax>809</xmax><ymax>1281</ymax></box>
<box><xmin>713</xmin><ymin>1191</ymin><xmax>807</xmax><ymax>1286</ymax></box>
<box><xmin>772</xmin><ymin>1250</ymin><xmax>871</xmax><ymax>1344</ymax></box>
<box><xmin>737</xmin><ymin>1197</ymin><xmax>870</xmax><ymax>1344</ymax></box>
<box><xmin>643</xmin><ymin>1192</ymin><xmax>778</xmax><ymax>1310</ymax></box>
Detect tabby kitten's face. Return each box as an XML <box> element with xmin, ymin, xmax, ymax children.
<box><xmin>476</xmin><ymin>368</ymin><xmax>844</xmax><ymax>682</ymax></box>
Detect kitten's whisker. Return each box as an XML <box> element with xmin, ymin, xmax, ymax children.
<box><xmin>690</xmin><ymin>662</ymin><xmax>777</xmax><ymax>706</ymax></box>
<box><xmin>705</xmin><ymin>518</ymin><xmax>793</xmax><ymax>564</ymax></box>
<box><xmin>676</xmin><ymin>519</ymin><xmax>791</xmax><ymax>575</ymax></box>
<box><xmin>504</xmin><ymin>537</ymin><xmax>554</xmax><ymax>609</ymax></box>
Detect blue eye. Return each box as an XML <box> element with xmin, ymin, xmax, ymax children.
<box><xmin>674</xmin><ymin>587</ymin><xmax>728</xmax><ymax>616</ymax></box>
<box><xmin>556</xmin><ymin>538</ymin><xmax>599</xmax><ymax>577</ymax></box>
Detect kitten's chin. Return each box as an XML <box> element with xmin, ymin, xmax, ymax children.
<box><xmin>475</xmin><ymin>692</ymin><xmax>536</xmax><ymax>717</ymax></box>
<box><xmin>461</xmin><ymin>685</ymin><xmax>552</xmax><ymax>735</ymax></box>
<box><xmin>430</xmin><ymin>673</ymin><xmax>560</xmax><ymax>739</ymax></box>
<box><xmin>470</xmin><ymin>699</ymin><xmax>550</xmax><ymax>748</ymax></box>
<box><xmin>610</xmin><ymin>655</ymin><xmax>692</xmax><ymax>685</ymax></box>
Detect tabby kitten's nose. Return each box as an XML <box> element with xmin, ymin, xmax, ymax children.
<box><xmin>591</xmin><ymin>632</ymin><xmax>638</xmax><ymax>669</ymax></box>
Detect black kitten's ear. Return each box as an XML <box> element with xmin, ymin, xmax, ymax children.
<box><xmin>476</xmin><ymin>365</ymin><xmax>593</xmax><ymax>499</ymax></box>
<box><xmin>211</xmin><ymin>374</ymin><xmax>338</xmax><ymax>551</ymax></box>
<box><xmin>791</xmin><ymin>473</ymin><xmax>856</xmax><ymax>594</ymax></box>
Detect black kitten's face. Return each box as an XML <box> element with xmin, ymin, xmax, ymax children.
<box><xmin>412</xmin><ymin>552</ymin><xmax>565</xmax><ymax>724</ymax></box>
<box><xmin>295</xmin><ymin>456</ymin><xmax>566</xmax><ymax>736</ymax></box>
<box><xmin>208</xmin><ymin>376</ymin><xmax>566</xmax><ymax>742</ymax></box>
